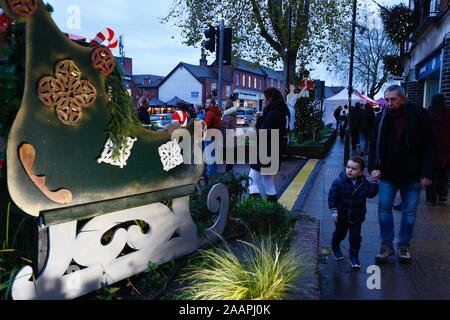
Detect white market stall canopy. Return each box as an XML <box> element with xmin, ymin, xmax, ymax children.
<box><xmin>323</xmin><ymin>88</ymin><xmax>365</xmax><ymax>125</ymax></box>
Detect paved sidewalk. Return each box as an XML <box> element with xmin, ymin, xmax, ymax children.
<box><xmin>299</xmin><ymin>139</ymin><xmax>450</xmax><ymax>300</ymax></box>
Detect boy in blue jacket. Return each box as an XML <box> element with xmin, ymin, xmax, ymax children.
<box><xmin>328</xmin><ymin>157</ymin><xmax>379</xmax><ymax>269</ymax></box>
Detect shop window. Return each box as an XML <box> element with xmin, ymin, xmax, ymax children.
<box><xmin>430</xmin><ymin>0</ymin><xmax>440</xmax><ymax>16</ymax></box>
<box><xmin>424</xmin><ymin>80</ymin><xmax>440</xmax><ymax>108</ymax></box>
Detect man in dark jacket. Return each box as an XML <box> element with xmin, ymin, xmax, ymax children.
<box><xmin>334</xmin><ymin>106</ymin><xmax>343</xmax><ymax>130</ymax></box>
<box><xmin>359</xmin><ymin>103</ymin><xmax>375</xmax><ymax>156</ymax></box>
<box><xmin>426</xmin><ymin>94</ymin><xmax>450</xmax><ymax>205</ymax></box>
<box><xmin>369</xmin><ymin>85</ymin><xmax>436</xmax><ymax>264</ymax></box>
<box><xmin>349</xmin><ymin>103</ymin><xmax>362</xmax><ymax>150</ymax></box>
<box><xmin>136</xmin><ymin>96</ymin><xmax>150</xmax><ymax>125</ymax></box>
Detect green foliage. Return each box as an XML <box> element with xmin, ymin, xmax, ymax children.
<box><xmin>190</xmin><ymin>172</ymin><xmax>250</xmax><ymax>230</ymax></box>
<box><xmin>231</xmin><ymin>197</ymin><xmax>296</xmax><ymax>246</ymax></box>
<box><xmin>162</xmin><ymin>0</ymin><xmax>353</xmax><ymax>77</ymax></box>
<box><xmin>0</xmin><ymin>3</ymin><xmax>53</xmax><ymax>137</ymax></box>
<box><xmin>0</xmin><ymin>200</ymin><xmax>35</xmax><ymax>300</ymax></box>
<box><xmin>179</xmin><ymin>238</ymin><xmax>311</xmax><ymax>300</ymax></box>
<box><xmin>379</xmin><ymin>3</ymin><xmax>415</xmax><ymax>50</ymax></box>
<box><xmin>383</xmin><ymin>54</ymin><xmax>403</xmax><ymax>77</ymax></box>
<box><xmin>105</xmin><ymin>67</ymin><xmax>140</xmax><ymax>159</ymax></box>
<box><xmin>293</xmin><ymin>90</ymin><xmax>324</xmax><ymax>142</ymax></box>
<box><xmin>95</xmin><ymin>286</ymin><xmax>121</xmax><ymax>300</ymax></box>
<box><xmin>140</xmin><ymin>260</ymin><xmax>177</xmax><ymax>296</ymax></box>
<box><xmin>0</xmin><ymin>23</ymin><xmax>26</xmax><ymax>138</ymax></box>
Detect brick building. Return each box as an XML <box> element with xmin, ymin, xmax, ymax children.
<box><xmin>404</xmin><ymin>0</ymin><xmax>450</xmax><ymax>108</ymax></box>
<box><xmin>133</xmin><ymin>74</ymin><xmax>165</xmax><ymax>101</ymax></box>
<box><xmin>159</xmin><ymin>58</ymin><xmax>284</xmax><ymax>111</ymax></box>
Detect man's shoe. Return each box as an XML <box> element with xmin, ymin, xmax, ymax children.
<box><xmin>332</xmin><ymin>248</ymin><xmax>344</xmax><ymax>261</ymax></box>
<box><xmin>375</xmin><ymin>245</ymin><xmax>394</xmax><ymax>264</ymax></box>
<box><xmin>399</xmin><ymin>246</ymin><xmax>412</xmax><ymax>264</ymax></box>
<box><xmin>350</xmin><ymin>256</ymin><xmax>361</xmax><ymax>269</ymax></box>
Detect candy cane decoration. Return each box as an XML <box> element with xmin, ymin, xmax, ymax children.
<box><xmin>90</xmin><ymin>28</ymin><xmax>118</xmax><ymax>49</ymax></box>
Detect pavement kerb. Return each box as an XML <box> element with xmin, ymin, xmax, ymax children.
<box><xmin>281</xmin><ymin>158</ymin><xmax>323</xmax><ymax>300</ymax></box>
<box><xmin>279</xmin><ymin>159</ymin><xmax>322</xmax><ymax>213</ymax></box>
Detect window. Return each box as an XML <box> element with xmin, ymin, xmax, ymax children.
<box><xmin>235</xmin><ymin>74</ymin><xmax>240</xmax><ymax>86</ymax></box>
<box><xmin>226</xmin><ymin>86</ymin><xmax>231</xmax><ymax>97</ymax></box>
<box><xmin>242</xmin><ymin>74</ymin><xmax>246</xmax><ymax>87</ymax></box>
<box><xmin>254</xmin><ymin>78</ymin><xmax>257</xmax><ymax>89</ymax></box>
<box><xmin>259</xmin><ymin>79</ymin><xmax>262</xmax><ymax>90</ymax></box>
<box><xmin>211</xmin><ymin>82</ymin><xmax>217</xmax><ymax>90</ymax></box>
<box><xmin>430</xmin><ymin>0</ymin><xmax>440</xmax><ymax>16</ymax></box>
<box><xmin>248</xmin><ymin>76</ymin><xmax>251</xmax><ymax>87</ymax></box>
<box><xmin>270</xmin><ymin>78</ymin><xmax>274</xmax><ymax>87</ymax></box>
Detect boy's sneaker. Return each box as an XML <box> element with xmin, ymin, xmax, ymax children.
<box><xmin>399</xmin><ymin>246</ymin><xmax>412</xmax><ymax>264</ymax></box>
<box><xmin>349</xmin><ymin>256</ymin><xmax>361</xmax><ymax>269</ymax></box>
<box><xmin>332</xmin><ymin>248</ymin><xmax>344</xmax><ymax>261</ymax></box>
<box><xmin>375</xmin><ymin>245</ymin><xmax>395</xmax><ymax>264</ymax></box>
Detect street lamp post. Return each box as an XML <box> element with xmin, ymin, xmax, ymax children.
<box><xmin>285</xmin><ymin>5</ymin><xmax>292</xmax><ymax>96</ymax></box>
<box><xmin>344</xmin><ymin>0</ymin><xmax>358</xmax><ymax>166</ymax></box>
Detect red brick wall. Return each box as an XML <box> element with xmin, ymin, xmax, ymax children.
<box><xmin>442</xmin><ymin>33</ymin><xmax>450</xmax><ymax>106</ymax></box>
<box><xmin>406</xmin><ymin>81</ymin><xmax>424</xmax><ymax>107</ymax></box>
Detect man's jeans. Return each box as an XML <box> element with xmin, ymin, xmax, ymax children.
<box><xmin>378</xmin><ymin>180</ymin><xmax>421</xmax><ymax>248</ymax></box>
<box><xmin>204</xmin><ymin>140</ymin><xmax>217</xmax><ymax>178</ymax></box>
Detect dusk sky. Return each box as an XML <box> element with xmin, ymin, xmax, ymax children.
<box><xmin>47</xmin><ymin>0</ymin><xmax>405</xmax><ymax>88</ymax></box>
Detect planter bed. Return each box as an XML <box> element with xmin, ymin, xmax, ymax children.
<box><xmin>288</xmin><ymin>131</ymin><xmax>337</xmax><ymax>159</ymax></box>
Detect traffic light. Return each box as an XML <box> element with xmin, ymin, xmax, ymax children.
<box><xmin>216</xmin><ymin>28</ymin><xmax>232</xmax><ymax>65</ymax></box>
<box><xmin>202</xmin><ymin>26</ymin><xmax>216</xmax><ymax>53</ymax></box>
<box><xmin>222</xmin><ymin>28</ymin><xmax>233</xmax><ymax>65</ymax></box>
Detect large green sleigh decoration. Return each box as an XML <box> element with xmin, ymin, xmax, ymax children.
<box><xmin>2</xmin><ymin>0</ymin><xmax>229</xmax><ymax>300</ymax></box>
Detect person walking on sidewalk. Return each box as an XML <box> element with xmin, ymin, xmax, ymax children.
<box><xmin>221</xmin><ymin>100</ymin><xmax>238</xmax><ymax>173</ymax></box>
<box><xmin>204</xmin><ymin>97</ymin><xmax>222</xmax><ymax>182</ymax></box>
<box><xmin>369</xmin><ymin>85</ymin><xmax>436</xmax><ymax>264</ymax></box>
<box><xmin>329</xmin><ymin>157</ymin><xmax>379</xmax><ymax>269</ymax></box>
<box><xmin>359</xmin><ymin>103</ymin><xmax>375</xmax><ymax>156</ymax></box>
<box><xmin>349</xmin><ymin>103</ymin><xmax>362</xmax><ymax>151</ymax></box>
<box><xmin>339</xmin><ymin>105</ymin><xmax>349</xmax><ymax>141</ymax></box>
<box><xmin>248</xmin><ymin>87</ymin><xmax>289</xmax><ymax>203</ymax></box>
<box><xmin>426</xmin><ymin>94</ymin><xmax>450</xmax><ymax>205</ymax></box>
<box><xmin>334</xmin><ymin>106</ymin><xmax>343</xmax><ymax>130</ymax></box>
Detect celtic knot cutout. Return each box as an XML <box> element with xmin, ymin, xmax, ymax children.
<box><xmin>91</xmin><ymin>47</ymin><xmax>116</xmax><ymax>77</ymax></box>
<box><xmin>38</xmin><ymin>60</ymin><xmax>97</xmax><ymax>126</ymax></box>
<box><xmin>7</xmin><ymin>0</ymin><xmax>38</xmax><ymax>17</ymax></box>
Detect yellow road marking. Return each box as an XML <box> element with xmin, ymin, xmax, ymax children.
<box><xmin>279</xmin><ymin>159</ymin><xmax>319</xmax><ymax>211</ymax></box>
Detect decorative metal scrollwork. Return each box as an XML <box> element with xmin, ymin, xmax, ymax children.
<box><xmin>7</xmin><ymin>0</ymin><xmax>38</xmax><ymax>17</ymax></box>
<box><xmin>91</xmin><ymin>47</ymin><xmax>116</xmax><ymax>77</ymax></box>
<box><xmin>37</xmin><ymin>60</ymin><xmax>97</xmax><ymax>126</ymax></box>
<box><xmin>11</xmin><ymin>184</ymin><xmax>229</xmax><ymax>300</ymax></box>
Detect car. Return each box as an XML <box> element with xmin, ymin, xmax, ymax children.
<box><xmin>236</xmin><ymin>109</ymin><xmax>255</xmax><ymax>127</ymax></box>
<box><xmin>149</xmin><ymin>114</ymin><xmax>172</xmax><ymax>128</ymax></box>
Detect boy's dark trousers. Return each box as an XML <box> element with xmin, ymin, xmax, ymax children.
<box><xmin>332</xmin><ymin>219</ymin><xmax>362</xmax><ymax>258</ymax></box>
